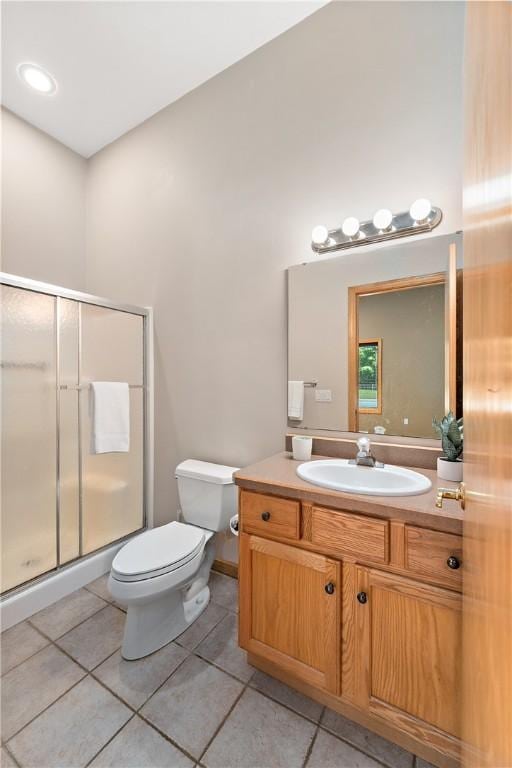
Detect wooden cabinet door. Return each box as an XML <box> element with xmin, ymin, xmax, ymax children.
<box><xmin>239</xmin><ymin>533</ymin><xmax>340</xmax><ymax>694</ymax></box>
<box><xmin>348</xmin><ymin>566</ymin><xmax>462</xmax><ymax>759</ymax></box>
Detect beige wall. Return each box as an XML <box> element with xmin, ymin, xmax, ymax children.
<box><xmin>1</xmin><ymin>108</ymin><xmax>87</xmax><ymax>289</ymax></box>
<box><xmin>358</xmin><ymin>284</ymin><xmax>445</xmax><ymax>438</ymax></box>
<box><xmin>84</xmin><ymin>1</ymin><xmax>464</xmax><ymax>541</ymax></box>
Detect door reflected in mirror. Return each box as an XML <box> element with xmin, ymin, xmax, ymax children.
<box><xmin>350</xmin><ymin>276</ymin><xmax>445</xmax><ymax>438</ymax></box>
<box><xmin>288</xmin><ymin>233</ymin><xmax>462</xmax><ymax>440</ymax></box>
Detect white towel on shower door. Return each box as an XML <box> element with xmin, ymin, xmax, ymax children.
<box><xmin>90</xmin><ymin>382</ymin><xmax>130</xmax><ymax>454</ymax></box>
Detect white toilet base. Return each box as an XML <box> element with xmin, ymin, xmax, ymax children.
<box><xmin>121</xmin><ymin>584</ymin><xmax>210</xmax><ymax>660</ymax></box>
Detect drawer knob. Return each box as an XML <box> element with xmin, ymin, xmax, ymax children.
<box><xmin>261</xmin><ymin>511</ymin><xmax>271</xmax><ymax>522</ymax></box>
<box><xmin>357</xmin><ymin>591</ymin><xmax>368</xmax><ymax>604</ymax></box>
<box><xmin>325</xmin><ymin>582</ymin><xmax>335</xmax><ymax>595</ymax></box>
<box><xmin>447</xmin><ymin>555</ymin><xmax>461</xmax><ymax>570</ymax></box>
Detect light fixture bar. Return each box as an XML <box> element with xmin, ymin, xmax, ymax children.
<box><xmin>311</xmin><ymin>205</ymin><xmax>442</xmax><ymax>254</ymax></box>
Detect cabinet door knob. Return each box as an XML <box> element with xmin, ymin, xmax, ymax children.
<box><xmin>446</xmin><ymin>555</ymin><xmax>461</xmax><ymax>570</ymax></box>
<box><xmin>261</xmin><ymin>511</ymin><xmax>271</xmax><ymax>522</ymax></box>
<box><xmin>357</xmin><ymin>591</ymin><xmax>368</xmax><ymax>604</ymax></box>
<box><xmin>325</xmin><ymin>582</ymin><xmax>335</xmax><ymax>595</ymax></box>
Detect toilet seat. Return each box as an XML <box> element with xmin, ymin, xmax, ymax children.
<box><xmin>111</xmin><ymin>521</ymin><xmax>206</xmax><ymax>583</ymax></box>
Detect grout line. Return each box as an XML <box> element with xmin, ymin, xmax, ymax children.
<box><xmin>0</xmin><ymin>640</ymin><xmax>52</xmax><ymax>679</ymax></box>
<box><xmin>136</xmin><ymin>710</ymin><xmax>201</xmax><ymax>765</ymax></box>
<box><xmin>174</xmin><ymin>605</ymin><xmax>229</xmax><ymax>652</ymax></box>
<box><xmin>83</xmin><ymin>713</ymin><xmax>137</xmax><ymax>768</ymax></box>
<box><xmin>27</xmin><ymin>598</ymin><xmax>111</xmax><ymax>642</ymax></box>
<box><xmin>88</xmin><ymin>644</ymin><xmax>124</xmax><ymax>673</ymax></box>
<box><xmin>316</xmin><ymin>722</ymin><xmax>409</xmax><ymax>768</ymax></box>
<box><xmin>196</xmin><ymin>680</ymin><xmax>250</xmax><ymax>764</ymax></box>
<box><xmin>245</xmin><ymin>680</ymin><xmax>327</xmax><ymax>727</ymax></box>
<box><xmin>4</xmin><ymin>669</ymin><xmax>88</xmax><ymax>744</ymax></box>
<box><xmin>191</xmin><ymin>650</ymin><xmax>255</xmax><ymax>686</ymax></box>
<box><xmin>83</xmin><ymin>581</ymin><xmax>126</xmax><ymax>612</ymax></box>
<box><xmin>93</xmin><ymin>647</ymin><xmax>192</xmax><ymax>713</ymax></box>
<box><xmin>302</xmin><ymin>723</ymin><xmax>320</xmax><ymax>768</ymax></box>
<box><xmin>1</xmin><ymin>742</ymin><xmax>21</xmax><ymax>768</ymax></box>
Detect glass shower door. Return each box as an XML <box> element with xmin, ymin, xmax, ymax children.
<box><xmin>80</xmin><ymin>303</ymin><xmax>144</xmax><ymax>553</ymax></box>
<box><xmin>1</xmin><ymin>280</ymin><xmax>147</xmax><ymax>595</ymax></box>
<box><xmin>1</xmin><ymin>286</ymin><xmax>58</xmax><ymax>591</ymax></box>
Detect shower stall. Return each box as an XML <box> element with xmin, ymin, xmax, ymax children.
<box><xmin>0</xmin><ymin>273</ymin><xmax>153</xmax><ymax>624</ymax></box>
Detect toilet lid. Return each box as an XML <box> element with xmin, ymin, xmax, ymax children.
<box><xmin>112</xmin><ymin>521</ymin><xmax>205</xmax><ymax>580</ymax></box>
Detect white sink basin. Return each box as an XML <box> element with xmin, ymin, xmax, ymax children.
<box><xmin>296</xmin><ymin>459</ymin><xmax>432</xmax><ymax>496</ymax></box>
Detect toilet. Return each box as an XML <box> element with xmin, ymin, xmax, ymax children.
<box><xmin>108</xmin><ymin>459</ymin><xmax>239</xmax><ymax>660</ymax></box>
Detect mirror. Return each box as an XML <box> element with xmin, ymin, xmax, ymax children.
<box><xmin>288</xmin><ymin>233</ymin><xmax>462</xmax><ymax>439</ymax></box>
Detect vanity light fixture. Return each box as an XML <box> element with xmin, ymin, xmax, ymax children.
<box><xmin>311</xmin><ymin>200</ymin><xmax>442</xmax><ymax>254</ymax></box>
<box><xmin>17</xmin><ymin>62</ymin><xmax>57</xmax><ymax>94</ymax></box>
<box><xmin>311</xmin><ymin>225</ymin><xmax>330</xmax><ymax>247</ymax></box>
<box><xmin>341</xmin><ymin>217</ymin><xmax>360</xmax><ymax>238</ymax></box>
<box><xmin>409</xmin><ymin>198</ymin><xmax>432</xmax><ymax>223</ymax></box>
<box><xmin>372</xmin><ymin>208</ymin><xmax>393</xmax><ymax>231</ymax></box>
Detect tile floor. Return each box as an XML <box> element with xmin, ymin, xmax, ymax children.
<box><xmin>1</xmin><ymin>572</ymin><xmax>435</xmax><ymax>768</ymax></box>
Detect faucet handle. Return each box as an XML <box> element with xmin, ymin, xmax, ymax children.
<box><xmin>357</xmin><ymin>436</ymin><xmax>371</xmax><ymax>453</ymax></box>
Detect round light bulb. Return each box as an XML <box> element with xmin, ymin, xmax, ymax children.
<box><xmin>17</xmin><ymin>62</ymin><xmax>57</xmax><ymax>94</ymax></box>
<box><xmin>341</xmin><ymin>217</ymin><xmax>360</xmax><ymax>238</ymax></box>
<box><xmin>372</xmin><ymin>208</ymin><xmax>393</xmax><ymax>231</ymax></box>
<box><xmin>311</xmin><ymin>225</ymin><xmax>329</xmax><ymax>246</ymax></box>
<box><xmin>409</xmin><ymin>198</ymin><xmax>432</xmax><ymax>222</ymax></box>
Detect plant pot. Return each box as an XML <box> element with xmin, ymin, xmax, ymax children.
<box><xmin>437</xmin><ymin>457</ymin><xmax>463</xmax><ymax>482</ymax></box>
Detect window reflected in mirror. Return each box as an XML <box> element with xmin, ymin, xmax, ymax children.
<box><xmin>358</xmin><ymin>339</ymin><xmax>382</xmax><ymax>414</ymax></box>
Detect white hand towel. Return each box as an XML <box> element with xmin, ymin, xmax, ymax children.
<box><xmin>90</xmin><ymin>382</ymin><xmax>130</xmax><ymax>454</ymax></box>
<box><xmin>288</xmin><ymin>381</ymin><xmax>304</xmax><ymax>421</ymax></box>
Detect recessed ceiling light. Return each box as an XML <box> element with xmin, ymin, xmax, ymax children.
<box><xmin>17</xmin><ymin>62</ymin><xmax>57</xmax><ymax>94</ymax></box>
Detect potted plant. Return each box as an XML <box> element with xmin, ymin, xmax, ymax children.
<box><xmin>432</xmin><ymin>412</ymin><xmax>463</xmax><ymax>482</ymax></box>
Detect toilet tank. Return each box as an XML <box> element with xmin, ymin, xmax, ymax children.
<box><xmin>175</xmin><ymin>460</ymin><xmax>239</xmax><ymax>531</ymax></box>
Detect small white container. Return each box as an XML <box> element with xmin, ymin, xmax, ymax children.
<box><xmin>437</xmin><ymin>457</ymin><xmax>463</xmax><ymax>482</ymax></box>
<box><xmin>292</xmin><ymin>436</ymin><xmax>313</xmax><ymax>462</ymax></box>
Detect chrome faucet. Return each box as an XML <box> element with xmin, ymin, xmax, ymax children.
<box><xmin>350</xmin><ymin>437</ymin><xmax>384</xmax><ymax>468</ymax></box>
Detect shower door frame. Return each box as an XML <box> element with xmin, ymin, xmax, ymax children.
<box><xmin>0</xmin><ymin>272</ymin><xmax>154</xmax><ymax>597</ymax></box>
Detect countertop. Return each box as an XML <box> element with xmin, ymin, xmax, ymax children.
<box><xmin>234</xmin><ymin>452</ymin><xmax>463</xmax><ymax>535</ymax></box>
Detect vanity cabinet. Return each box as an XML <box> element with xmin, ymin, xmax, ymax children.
<box><xmin>239</xmin><ymin>533</ymin><xmax>340</xmax><ymax>694</ymax></box>
<box><xmin>238</xmin><ymin>485</ymin><xmax>463</xmax><ymax>768</ymax></box>
<box><xmin>348</xmin><ymin>566</ymin><xmax>462</xmax><ymax>741</ymax></box>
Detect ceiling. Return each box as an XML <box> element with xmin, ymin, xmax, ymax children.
<box><xmin>1</xmin><ymin>1</ymin><xmax>326</xmax><ymax>158</ymax></box>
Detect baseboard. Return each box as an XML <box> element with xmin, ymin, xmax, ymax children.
<box><xmin>0</xmin><ymin>542</ymin><xmax>123</xmax><ymax>630</ymax></box>
<box><xmin>212</xmin><ymin>558</ymin><xmax>238</xmax><ymax>579</ymax></box>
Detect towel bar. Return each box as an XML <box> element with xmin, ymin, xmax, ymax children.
<box><xmin>60</xmin><ymin>383</ymin><xmax>144</xmax><ymax>390</ymax></box>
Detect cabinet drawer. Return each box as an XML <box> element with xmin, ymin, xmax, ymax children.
<box><xmin>311</xmin><ymin>506</ymin><xmax>389</xmax><ymax>564</ymax></box>
<box><xmin>405</xmin><ymin>526</ymin><xmax>463</xmax><ymax>590</ymax></box>
<box><xmin>240</xmin><ymin>490</ymin><xmax>300</xmax><ymax>540</ymax></box>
